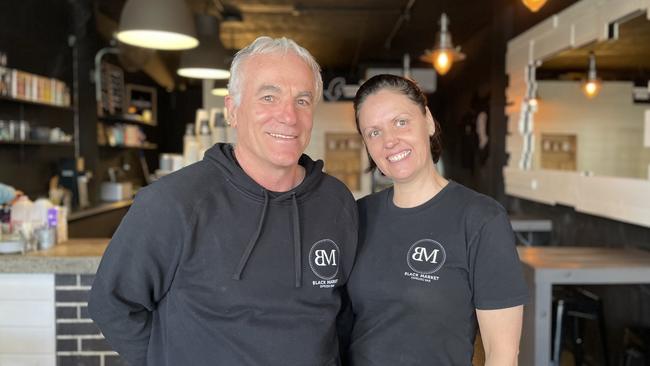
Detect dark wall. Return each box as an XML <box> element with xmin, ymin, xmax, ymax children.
<box><xmin>0</xmin><ymin>0</ymin><xmax>74</xmax><ymax>197</ymax></box>
<box><xmin>1</xmin><ymin>0</ymin><xmax>197</xmax><ymax>206</ymax></box>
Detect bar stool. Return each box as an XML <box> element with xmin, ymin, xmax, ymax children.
<box><xmin>621</xmin><ymin>326</ymin><xmax>650</xmax><ymax>366</ymax></box>
<box><xmin>551</xmin><ymin>287</ymin><xmax>610</xmax><ymax>366</ymax></box>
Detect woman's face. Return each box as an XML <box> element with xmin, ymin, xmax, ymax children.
<box><xmin>358</xmin><ymin>89</ymin><xmax>435</xmax><ymax>184</ymax></box>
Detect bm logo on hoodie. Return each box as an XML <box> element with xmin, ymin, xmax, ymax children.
<box><xmin>309</xmin><ymin>239</ymin><xmax>340</xmax><ymax>288</ymax></box>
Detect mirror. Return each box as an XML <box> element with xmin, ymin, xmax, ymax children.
<box><xmin>533</xmin><ymin>13</ymin><xmax>650</xmax><ymax>180</ymax></box>
<box><xmin>504</xmin><ymin>0</ymin><xmax>650</xmax><ymax>228</ymax></box>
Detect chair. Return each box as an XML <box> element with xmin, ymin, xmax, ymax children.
<box><xmin>621</xmin><ymin>326</ymin><xmax>650</xmax><ymax>366</ymax></box>
<box><xmin>551</xmin><ymin>287</ymin><xmax>610</xmax><ymax>366</ymax></box>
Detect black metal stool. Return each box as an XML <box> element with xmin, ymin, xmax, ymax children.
<box><xmin>621</xmin><ymin>326</ymin><xmax>650</xmax><ymax>366</ymax></box>
<box><xmin>551</xmin><ymin>287</ymin><xmax>610</xmax><ymax>366</ymax></box>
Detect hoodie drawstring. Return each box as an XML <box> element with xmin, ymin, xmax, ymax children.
<box><xmin>232</xmin><ymin>190</ymin><xmax>269</xmax><ymax>281</ymax></box>
<box><xmin>291</xmin><ymin>193</ymin><xmax>302</xmax><ymax>288</ymax></box>
<box><xmin>231</xmin><ymin>190</ymin><xmax>303</xmax><ymax>288</ymax></box>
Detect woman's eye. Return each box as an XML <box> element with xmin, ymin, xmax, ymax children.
<box><xmin>262</xmin><ymin>95</ymin><xmax>274</xmax><ymax>102</ymax></box>
<box><xmin>367</xmin><ymin>130</ymin><xmax>380</xmax><ymax>138</ymax></box>
<box><xmin>396</xmin><ymin>119</ymin><xmax>408</xmax><ymax>127</ymax></box>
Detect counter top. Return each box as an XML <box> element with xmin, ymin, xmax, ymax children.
<box><xmin>0</xmin><ymin>238</ymin><xmax>109</xmax><ymax>274</ymax></box>
<box><xmin>517</xmin><ymin>246</ymin><xmax>650</xmax><ymax>270</ymax></box>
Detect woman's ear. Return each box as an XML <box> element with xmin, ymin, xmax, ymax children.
<box><xmin>425</xmin><ymin>107</ymin><xmax>436</xmax><ymax>136</ymax></box>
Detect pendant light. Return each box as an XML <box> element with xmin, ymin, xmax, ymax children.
<box><xmin>582</xmin><ymin>52</ymin><xmax>601</xmax><ymax>99</ymax></box>
<box><xmin>117</xmin><ymin>0</ymin><xmax>199</xmax><ymax>50</ymax></box>
<box><xmin>522</xmin><ymin>0</ymin><xmax>548</xmax><ymax>12</ymax></box>
<box><xmin>419</xmin><ymin>13</ymin><xmax>465</xmax><ymax>76</ymax></box>
<box><xmin>211</xmin><ymin>79</ymin><xmax>229</xmax><ymax>96</ymax></box>
<box><xmin>177</xmin><ymin>15</ymin><xmax>231</xmax><ymax>80</ymax></box>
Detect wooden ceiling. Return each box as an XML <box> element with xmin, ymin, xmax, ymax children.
<box><xmin>97</xmin><ymin>0</ymin><xmax>514</xmax><ymax>71</ymax></box>
<box><xmin>95</xmin><ymin>0</ymin><xmax>584</xmax><ymax>87</ymax></box>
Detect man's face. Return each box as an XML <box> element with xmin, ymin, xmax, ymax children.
<box><xmin>226</xmin><ymin>52</ymin><xmax>316</xmax><ymax>173</ymax></box>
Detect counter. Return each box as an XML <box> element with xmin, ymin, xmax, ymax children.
<box><xmin>517</xmin><ymin>246</ymin><xmax>650</xmax><ymax>366</ymax></box>
<box><xmin>0</xmin><ymin>238</ymin><xmax>108</xmax><ymax>274</ymax></box>
<box><xmin>0</xmin><ymin>238</ymin><xmax>117</xmax><ymax>366</ymax></box>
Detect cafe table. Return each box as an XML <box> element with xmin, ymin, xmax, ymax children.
<box><xmin>517</xmin><ymin>246</ymin><xmax>650</xmax><ymax>366</ymax></box>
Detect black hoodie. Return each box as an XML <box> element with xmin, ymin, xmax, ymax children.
<box><xmin>88</xmin><ymin>143</ymin><xmax>358</xmax><ymax>366</ymax></box>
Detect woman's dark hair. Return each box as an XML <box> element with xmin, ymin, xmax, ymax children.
<box><xmin>353</xmin><ymin>74</ymin><xmax>443</xmax><ymax>172</ymax></box>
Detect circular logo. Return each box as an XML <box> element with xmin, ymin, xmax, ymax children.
<box><xmin>406</xmin><ymin>239</ymin><xmax>446</xmax><ymax>274</ymax></box>
<box><xmin>309</xmin><ymin>239</ymin><xmax>340</xmax><ymax>280</ymax></box>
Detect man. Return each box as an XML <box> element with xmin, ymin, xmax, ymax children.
<box><xmin>89</xmin><ymin>36</ymin><xmax>358</xmax><ymax>366</ymax></box>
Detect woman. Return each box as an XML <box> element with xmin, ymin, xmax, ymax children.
<box><xmin>345</xmin><ymin>74</ymin><xmax>528</xmax><ymax>366</ymax></box>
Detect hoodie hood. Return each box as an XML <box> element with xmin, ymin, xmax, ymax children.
<box><xmin>205</xmin><ymin>143</ymin><xmax>324</xmax><ymax>201</ymax></box>
<box><xmin>204</xmin><ymin>143</ymin><xmax>325</xmax><ymax>287</ymax></box>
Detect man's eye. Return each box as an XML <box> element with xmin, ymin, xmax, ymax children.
<box><xmin>262</xmin><ymin>95</ymin><xmax>274</xmax><ymax>102</ymax></box>
<box><xmin>396</xmin><ymin>119</ymin><xmax>408</xmax><ymax>127</ymax></box>
<box><xmin>297</xmin><ymin>99</ymin><xmax>311</xmax><ymax>106</ymax></box>
<box><xmin>367</xmin><ymin>130</ymin><xmax>380</xmax><ymax>138</ymax></box>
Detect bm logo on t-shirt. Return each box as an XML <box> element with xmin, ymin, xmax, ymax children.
<box><xmin>406</xmin><ymin>239</ymin><xmax>446</xmax><ymax>274</ymax></box>
<box><xmin>309</xmin><ymin>239</ymin><xmax>340</xmax><ymax>281</ymax></box>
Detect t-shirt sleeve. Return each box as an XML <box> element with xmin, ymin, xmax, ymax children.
<box><xmin>468</xmin><ymin>210</ymin><xmax>529</xmax><ymax>310</ymax></box>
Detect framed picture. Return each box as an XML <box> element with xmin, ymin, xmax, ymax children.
<box><xmin>125</xmin><ymin>84</ymin><xmax>157</xmax><ymax>125</ymax></box>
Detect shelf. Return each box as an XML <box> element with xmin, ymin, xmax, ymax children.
<box><xmin>98</xmin><ymin>114</ymin><xmax>157</xmax><ymax>126</ymax></box>
<box><xmin>0</xmin><ymin>139</ymin><xmax>73</xmax><ymax>146</ymax></box>
<box><xmin>0</xmin><ymin>95</ymin><xmax>73</xmax><ymax>111</ymax></box>
<box><xmin>98</xmin><ymin>142</ymin><xmax>158</xmax><ymax>150</ymax></box>
<box><xmin>68</xmin><ymin>199</ymin><xmax>133</xmax><ymax>221</ymax></box>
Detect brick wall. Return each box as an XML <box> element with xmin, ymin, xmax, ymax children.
<box><xmin>55</xmin><ymin>274</ymin><xmax>126</xmax><ymax>366</ymax></box>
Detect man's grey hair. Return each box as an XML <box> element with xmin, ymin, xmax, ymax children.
<box><xmin>227</xmin><ymin>36</ymin><xmax>323</xmax><ymax>106</ymax></box>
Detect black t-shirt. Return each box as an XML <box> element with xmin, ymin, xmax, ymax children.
<box><xmin>346</xmin><ymin>181</ymin><xmax>529</xmax><ymax>366</ymax></box>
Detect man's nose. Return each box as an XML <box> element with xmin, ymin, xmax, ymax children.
<box><xmin>279</xmin><ymin>100</ymin><xmax>298</xmax><ymax>125</ymax></box>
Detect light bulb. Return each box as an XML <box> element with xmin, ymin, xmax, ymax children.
<box><xmin>433</xmin><ymin>50</ymin><xmax>453</xmax><ymax>75</ymax></box>
<box><xmin>522</xmin><ymin>0</ymin><xmax>548</xmax><ymax>12</ymax></box>
<box><xmin>582</xmin><ymin>80</ymin><xmax>601</xmax><ymax>99</ymax></box>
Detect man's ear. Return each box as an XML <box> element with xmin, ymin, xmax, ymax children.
<box><xmin>225</xmin><ymin>95</ymin><xmax>237</xmax><ymax>127</ymax></box>
<box><xmin>425</xmin><ymin>107</ymin><xmax>435</xmax><ymax>136</ymax></box>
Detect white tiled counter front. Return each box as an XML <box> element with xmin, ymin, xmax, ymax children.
<box><xmin>0</xmin><ymin>239</ymin><xmax>125</xmax><ymax>366</ymax></box>
<box><xmin>0</xmin><ymin>273</ymin><xmax>56</xmax><ymax>366</ymax></box>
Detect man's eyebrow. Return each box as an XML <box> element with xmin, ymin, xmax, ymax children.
<box><xmin>296</xmin><ymin>91</ymin><xmax>314</xmax><ymax>100</ymax></box>
<box><xmin>256</xmin><ymin>84</ymin><xmax>281</xmax><ymax>95</ymax></box>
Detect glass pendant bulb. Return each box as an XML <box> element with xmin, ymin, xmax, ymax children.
<box><xmin>419</xmin><ymin>13</ymin><xmax>465</xmax><ymax>76</ymax></box>
<box><xmin>582</xmin><ymin>52</ymin><xmax>602</xmax><ymax>99</ymax></box>
<box><xmin>522</xmin><ymin>0</ymin><xmax>548</xmax><ymax>12</ymax></box>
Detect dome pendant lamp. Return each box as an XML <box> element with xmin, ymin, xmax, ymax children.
<box><xmin>177</xmin><ymin>14</ymin><xmax>231</xmax><ymax>80</ymax></box>
<box><xmin>419</xmin><ymin>13</ymin><xmax>466</xmax><ymax>76</ymax></box>
<box><xmin>116</xmin><ymin>0</ymin><xmax>198</xmax><ymax>50</ymax></box>
<box><xmin>211</xmin><ymin>79</ymin><xmax>229</xmax><ymax>96</ymax></box>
